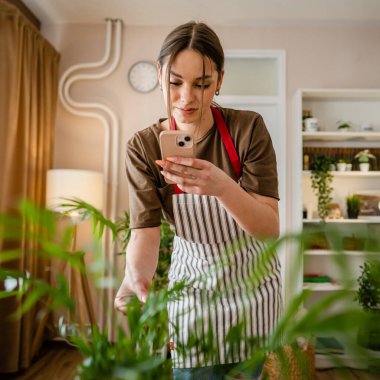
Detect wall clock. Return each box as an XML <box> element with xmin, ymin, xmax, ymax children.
<box><xmin>128</xmin><ymin>61</ymin><xmax>158</xmax><ymax>93</ymax></box>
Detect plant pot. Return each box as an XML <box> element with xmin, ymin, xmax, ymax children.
<box><xmin>359</xmin><ymin>163</ymin><xmax>370</xmax><ymax>171</ymax></box>
<box><xmin>357</xmin><ymin>313</ymin><xmax>380</xmax><ymax>351</ymax></box>
<box><xmin>338</xmin><ymin>128</ymin><xmax>351</xmax><ymax>132</ymax></box>
<box><xmin>347</xmin><ymin>208</ymin><xmax>360</xmax><ymax>219</ymax></box>
<box><xmin>337</xmin><ymin>163</ymin><xmax>346</xmax><ymax>171</ymax></box>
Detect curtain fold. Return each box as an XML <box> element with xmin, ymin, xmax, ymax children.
<box><xmin>0</xmin><ymin>0</ymin><xmax>60</xmax><ymax>372</ymax></box>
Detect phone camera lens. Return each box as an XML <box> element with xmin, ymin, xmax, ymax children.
<box><xmin>184</xmin><ymin>136</ymin><xmax>191</xmax><ymax>142</ymax></box>
<box><xmin>178</xmin><ymin>141</ymin><xmax>185</xmax><ymax>147</ymax></box>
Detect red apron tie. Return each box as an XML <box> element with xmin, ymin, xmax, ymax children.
<box><xmin>171</xmin><ymin>107</ymin><xmax>241</xmax><ymax>194</ymax></box>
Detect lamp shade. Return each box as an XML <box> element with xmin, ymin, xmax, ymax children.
<box><xmin>46</xmin><ymin>169</ymin><xmax>104</xmax><ymax>213</ymax></box>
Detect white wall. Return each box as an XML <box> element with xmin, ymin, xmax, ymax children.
<box><xmin>43</xmin><ymin>23</ymin><xmax>380</xmax><ymax>222</ymax></box>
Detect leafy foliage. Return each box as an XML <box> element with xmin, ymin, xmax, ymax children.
<box><xmin>346</xmin><ymin>194</ymin><xmax>361</xmax><ymax>212</ymax></box>
<box><xmin>356</xmin><ymin>260</ymin><xmax>380</xmax><ymax>314</ymax></box>
<box><xmin>354</xmin><ymin>149</ymin><xmax>376</xmax><ymax>164</ymax></box>
<box><xmin>1</xmin><ymin>199</ymin><xmax>380</xmax><ymax>378</ymax></box>
<box><xmin>310</xmin><ymin>155</ymin><xmax>334</xmax><ymax>220</ymax></box>
<box><xmin>72</xmin><ymin>285</ymin><xmax>183</xmax><ymax>380</ymax></box>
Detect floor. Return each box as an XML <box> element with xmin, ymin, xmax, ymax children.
<box><xmin>2</xmin><ymin>341</ymin><xmax>380</xmax><ymax>380</ymax></box>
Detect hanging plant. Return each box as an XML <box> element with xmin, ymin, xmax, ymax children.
<box><xmin>310</xmin><ymin>155</ymin><xmax>334</xmax><ymax>220</ymax></box>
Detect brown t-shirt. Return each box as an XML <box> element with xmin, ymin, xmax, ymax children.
<box><xmin>126</xmin><ymin>107</ymin><xmax>279</xmax><ymax>229</ymax></box>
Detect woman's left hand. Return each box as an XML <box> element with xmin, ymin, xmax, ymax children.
<box><xmin>156</xmin><ymin>157</ymin><xmax>234</xmax><ymax>196</ymax></box>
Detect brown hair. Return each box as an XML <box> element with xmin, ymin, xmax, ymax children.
<box><xmin>157</xmin><ymin>21</ymin><xmax>224</xmax><ymax>124</ymax></box>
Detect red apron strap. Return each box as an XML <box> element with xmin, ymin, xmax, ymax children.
<box><xmin>171</xmin><ymin>107</ymin><xmax>242</xmax><ymax>194</ymax></box>
<box><xmin>170</xmin><ymin>116</ymin><xmax>176</xmax><ymax>131</ymax></box>
<box><xmin>211</xmin><ymin>106</ymin><xmax>242</xmax><ymax>179</ymax></box>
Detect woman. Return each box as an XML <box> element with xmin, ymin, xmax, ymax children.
<box><xmin>115</xmin><ymin>21</ymin><xmax>282</xmax><ymax>380</ymax></box>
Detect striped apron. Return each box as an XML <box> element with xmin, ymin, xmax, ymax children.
<box><xmin>167</xmin><ymin>107</ymin><xmax>282</xmax><ymax>368</ymax></box>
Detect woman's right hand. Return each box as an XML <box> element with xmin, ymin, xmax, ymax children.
<box><xmin>114</xmin><ymin>275</ymin><xmax>151</xmax><ymax>313</ymax></box>
<box><xmin>114</xmin><ymin>227</ymin><xmax>161</xmax><ymax>313</ymax></box>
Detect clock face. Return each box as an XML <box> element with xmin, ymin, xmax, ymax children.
<box><xmin>128</xmin><ymin>61</ymin><xmax>158</xmax><ymax>93</ymax></box>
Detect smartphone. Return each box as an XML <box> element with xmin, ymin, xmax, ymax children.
<box><xmin>159</xmin><ymin>130</ymin><xmax>195</xmax><ymax>184</ymax></box>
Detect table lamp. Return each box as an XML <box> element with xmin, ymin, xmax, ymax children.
<box><xmin>45</xmin><ymin>169</ymin><xmax>104</xmax><ymax>329</ymax></box>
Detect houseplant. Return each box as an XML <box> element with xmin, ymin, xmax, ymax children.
<box><xmin>355</xmin><ymin>149</ymin><xmax>376</xmax><ymax>171</ymax></box>
<box><xmin>310</xmin><ymin>155</ymin><xmax>334</xmax><ymax>220</ymax></box>
<box><xmin>346</xmin><ymin>194</ymin><xmax>361</xmax><ymax>219</ymax></box>
<box><xmin>336</xmin><ymin>121</ymin><xmax>353</xmax><ymax>132</ymax></box>
<box><xmin>355</xmin><ymin>259</ymin><xmax>380</xmax><ymax>350</ymax></box>
<box><xmin>2</xmin><ymin>200</ymin><xmax>378</xmax><ymax>378</ymax></box>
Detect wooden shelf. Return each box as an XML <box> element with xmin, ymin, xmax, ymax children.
<box><xmin>303</xmin><ymin>218</ymin><xmax>380</xmax><ymax>224</ymax></box>
<box><xmin>302</xmin><ymin>131</ymin><xmax>380</xmax><ymax>142</ymax></box>
<box><xmin>303</xmin><ymin>170</ymin><xmax>380</xmax><ymax>177</ymax></box>
<box><xmin>303</xmin><ymin>282</ymin><xmax>349</xmax><ymax>292</ymax></box>
<box><xmin>302</xmin><ymin>88</ymin><xmax>380</xmax><ymax>100</ymax></box>
<box><xmin>304</xmin><ymin>249</ymin><xmax>379</xmax><ymax>256</ymax></box>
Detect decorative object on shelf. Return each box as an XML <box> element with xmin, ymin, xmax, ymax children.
<box><xmin>355</xmin><ymin>259</ymin><xmax>380</xmax><ymax>351</ymax></box>
<box><xmin>326</xmin><ymin>203</ymin><xmax>342</xmax><ymax>219</ymax></box>
<box><xmin>345</xmin><ymin>163</ymin><xmax>352</xmax><ymax>171</ymax></box>
<box><xmin>304</xmin><ymin>117</ymin><xmax>319</xmax><ymax>132</ymax></box>
<box><xmin>336</xmin><ymin>120</ymin><xmax>353</xmax><ymax>132</ymax></box>
<box><xmin>310</xmin><ymin>155</ymin><xmax>334</xmax><ymax>220</ymax></box>
<box><xmin>128</xmin><ymin>60</ymin><xmax>158</xmax><ymax>93</ymax></box>
<box><xmin>361</xmin><ymin>122</ymin><xmax>374</xmax><ymax>132</ymax></box>
<box><xmin>355</xmin><ymin>149</ymin><xmax>376</xmax><ymax>171</ymax></box>
<box><xmin>346</xmin><ymin>194</ymin><xmax>361</xmax><ymax>219</ymax></box>
<box><xmin>356</xmin><ymin>191</ymin><xmax>380</xmax><ymax>218</ymax></box>
<box><xmin>302</xmin><ymin>109</ymin><xmax>313</xmax><ymax>131</ymax></box>
<box><xmin>336</xmin><ymin>159</ymin><xmax>346</xmax><ymax>172</ymax></box>
<box><xmin>304</xmin><ymin>274</ymin><xmax>332</xmax><ymax>283</ymax></box>
<box><xmin>303</xmin><ymin>154</ymin><xmax>310</xmax><ymax>170</ymax></box>
<box><xmin>343</xmin><ymin>235</ymin><xmax>364</xmax><ymax>251</ymax></box>
<box><xmin>306</xmin><ymin>231</ymin><xmax>330</xmax><ymax>250</ymax></box>
<box><xmin>303</xmin><ymin>109</ymin><xmax>312</xmax><ymax>120</ymax></box>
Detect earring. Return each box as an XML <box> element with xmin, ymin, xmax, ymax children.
<box><xmin>215</xmin><ymin>89</ymin><xmax>220</xmax><ymax>96</ymax></box>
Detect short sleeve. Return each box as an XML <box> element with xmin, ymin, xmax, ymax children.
<box><xmin>239</xmin><ymin>115</ymin><xmax>279</xmax><ymax>200</ymax></box>
<box><xmin>126</xmin><ymin>134</ymin><xmax>162</xmax><ymax>229</ymax></box>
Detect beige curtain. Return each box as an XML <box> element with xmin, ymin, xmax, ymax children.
<box><xmin>0</xmin><ymin>0</ymin><xmax>60</xmax><ymax>372</ymax></box>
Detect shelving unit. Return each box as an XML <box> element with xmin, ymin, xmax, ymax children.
<box><xmin>291</xmin><ymin>88</ymin><xmax>380</xmax><ymax>369</ymax></box>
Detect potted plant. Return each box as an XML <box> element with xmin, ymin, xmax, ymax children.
<box><xmin>310</xmin><ymin>155</ymin><xmax>334</xmax><ymax>220</ymax></box>
<box><xmin>346</xmin><ymin>194</ymin><xmax>361</xmax><ymax>219</ymax></box>
<box><xmin>355</xmin><ymin>149</ymin><xmax>376</xmax><ymax>172</ymax></box>
<box><xmin>355</xmin><ymin>259</ymin><xmax>380</xmax><ymax>350</ymax></box>
<box><xmin>336</xmin><ymin>121</ymin><xmax>353</xmax><ymax>132</ymax></box>
<box><xmin>336</xmin><ymin>158</ymin><xmax>346</xmax><ymax>172</ymax></box>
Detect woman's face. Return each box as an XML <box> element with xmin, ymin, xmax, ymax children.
<box><xmin>158</xmin><ymin>49</ymin><xmax>223</xmax><ymax>126</ymax></box>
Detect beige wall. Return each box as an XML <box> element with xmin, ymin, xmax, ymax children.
<box><xmin>43</xmin><ymin>23</ymin><xmax>380</xmax><ymax>219</ymax></box>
